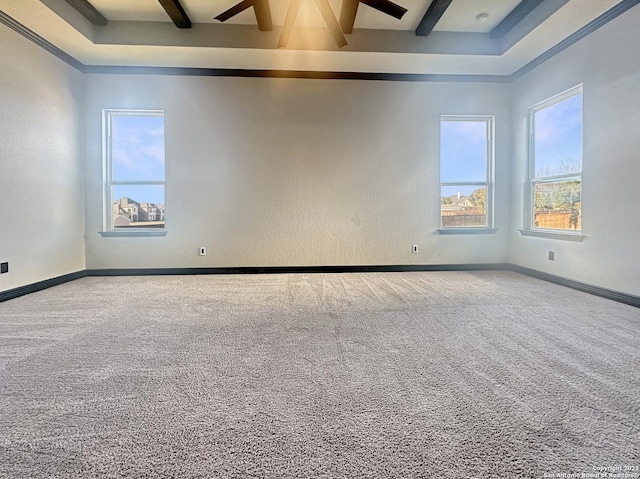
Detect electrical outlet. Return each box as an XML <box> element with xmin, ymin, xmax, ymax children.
<box><xmin>1</xmin><ymin>262</ymin><xmax>8</xmax><ymax>274</ymax></box>
<box><xmin>412</xmin><ymin>245</ymin><xmax>418</xmax><ymax>254</ymax></box>
<box><xmin>199</xmin><ymin>247</ymin><xmax>207</xmax><ymax>256</ymax></box>
<box><xmin>548</xmin><ymin>251</ymin><xmax>555</xmax><ymax>261</ymax></box>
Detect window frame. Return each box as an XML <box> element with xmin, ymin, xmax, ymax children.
<box><xmin>438</xmin><ymin>115</ymin><xmax>495</xmax><ymax>234</ymax></box>
<box><xmin>101</xmin><ymin>109</ymin><xmax>167</xmax><ymax>237</ymax></box>
<box><xmin>525</xmin><ymin>85</ymin><xmax>583</xmax><ymax>239</ymax></box>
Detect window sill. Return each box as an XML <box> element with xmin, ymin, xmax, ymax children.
<box><xmin>518</xmin><ymin>229</ymin><xmax>584</xmax><ymax>242</ymax></box>
<box><xmin>438</xmin><ymin>228</ymin><xmax>498</xmax><ymax>235</ymax></box>
<box><xmin>99</xmin><ymin>230</ymin><xmax>167</xmax><ymax>237</ymax></box>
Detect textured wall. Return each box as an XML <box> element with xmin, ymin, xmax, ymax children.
<box><xmin>3</xmin><ymin>5</ymin><xmax>638</xmax><ymax>297</ymax></box>
<box><xmin>508</xmin><ymin>6</ymin><xmax>640</xmax><ymax>296</ymax></box>
<box><xmin>0</xmin><ymin>25</ymin><xmax>86</xmax><ymax>292</ymax></box>
<box><xmin>83</xmin><ymin>76</ymin><xmax>511</xmax><ymax>269</ymax></box>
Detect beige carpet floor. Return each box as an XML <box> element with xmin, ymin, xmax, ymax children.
<box><xmin>0</xmin><ymin>271</ymin><xmax>639</xmax><ymax>478</ymax></box>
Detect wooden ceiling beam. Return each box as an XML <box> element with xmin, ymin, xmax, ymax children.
<box><xmin>490</xmin><ymin>0</ymin><xmax>543</xmax><ymax>39</ymax></box>
<box><xmin>415</xmin><ymin>0</ymin><xmax>453</xmax><ymax>36</ymax></box>
<box><xmin>158</xmin><ymin>0</ymin><xmax>192</xmax><ymax>29</ymax></box>
<box><xmin>63</xmin><ymin>0</ymin><xmax>107</xmax><ymax>26</ymax></box>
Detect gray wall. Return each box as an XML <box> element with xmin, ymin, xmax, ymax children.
<box><xmin>0</xmin><ymin>25</ymin><xmax>86</xmax><ymax>292</ymax></box>
<box><xmin>508</xmin><ymin>6</ymin><xmax>640</xmax><ymax>296</ymax></box>
<box><xmin>2</xmin><ymin>5</ymin><xmax>639</xmax><ymax>298</ymax></box>
<box><xmin>84</xmin><ymin>76</ymin><xmax>511</xmax><ymax>269</ymax></box>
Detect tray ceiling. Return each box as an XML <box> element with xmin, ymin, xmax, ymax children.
<box><xmin>0</xmin><ymin>0</ymin><xmax>632</xmax><ymax>76</ymax></box>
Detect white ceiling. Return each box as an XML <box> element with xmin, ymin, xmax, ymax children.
<box><xmin>0</xmin><ymin>0</ymin><xmax>628</xmax><ymax>75</ymax></box>
<box><xmin>434</xmin><ymin>0</ymin><xmax>520</xmax><ymax>33</ymax></box>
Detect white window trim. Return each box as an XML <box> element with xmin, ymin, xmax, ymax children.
<box><xmin>100</xmin><ymin>109</ymin><xmax>167</xmax><ymax>237</ymax></box>
<box><xmin>438</xmin><ymin>115</ymin><xmax>496</xmax><ymax>234</ymax></box>
<box><xmin>523</xmin><ymin>85</ymin><xmax>584</xmax><ymax>241</ymax></box>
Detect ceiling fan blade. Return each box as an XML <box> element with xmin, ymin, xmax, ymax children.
<box><xmin>313</xmin><ymin>0</ymin><xmax>348</xmax><ymax>47</ymax></box>
<box><xmin>253</xmin><ymin>0</ymin><xmax>273</xmax><ymax>30</ymax></box>
<box><xmin>277</xmin><ymin>0</ymin><xmax>302</xmax><ymax>48</ymax></box>
<box><xmin>339</xmin><ymin>0</ymin><xmax>359</xmax><ymax>34</ymax></box>
<box><xmin>360</xmin><ymin>0</ymin><xmax>407</xmax><ymax>20</ymax></box>
<box><xmin>215</xmin><ymin>0</ymin><xmax>254</xmax><ymax>22</ymax></box>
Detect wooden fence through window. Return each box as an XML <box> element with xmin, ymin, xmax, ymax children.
<box><xmin>534</xmin><ymin>211</ymin><xmax>581</xmax><ymax>230</ymax></box>
<box><xmin>441</xmin><ymin>211</ymin><xmax>486</xmax><ymax>227</ymax></box>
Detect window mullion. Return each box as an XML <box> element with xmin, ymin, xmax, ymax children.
<box><xmin>111</xmin><ymin>180</ymin><xmax>165</xmax><ymax>186</ymax></box>
<box><xmin>534</xmin><ymin>173</ymin><xmax>581</xmax><ymax>184</ymax></box>
<box><xmin>441</xmin><ymin>182</ymin><xmax>486</xmax><ymax>187</ymax></box>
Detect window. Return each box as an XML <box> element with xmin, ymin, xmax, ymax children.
<box><xmin>103</xmin><ymin>110</ymin><xmax>165</xmax><ymax>232</ymax></box>
<box><xmin>528</xmin><ymin>86</ymin><xmax>582</xmax><ymax>233</ymax></box>
<box><xmin>440</xmin><ymin>116</ymin><xmax>494</xmax><ymax>230</ymax></box>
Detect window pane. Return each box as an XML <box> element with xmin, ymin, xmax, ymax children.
<box><xmin>441</xmin><ymin>185</ymin><xmax>487</xmax><ymax>227</ymax></box>
<box><xmin>534</xmin><ymin>93</ymin><xmax>582</xmax><ymax>178</ymax></box>
<box><xmin>113</xmin><ymin>185</ymin><xmax>165</xmax><ymax>229</ymax></box>
<box><xmin>111</xmin><ymin>115</ymin><xmax>165</xmax><ymax>182</ymax></box>
<box><xmin>533</xmin><ymin>180</ymin><xmax>581</xmax><ymax>231</ymax></box>
<box><xmin>440</xmin><ymin>120</ymin><xmax>487</xmax><ymax>183</ymax></box>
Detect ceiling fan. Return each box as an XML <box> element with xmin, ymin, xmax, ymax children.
<box><xmin>215</xmin><ymin>0</ymin><xmax>408</xmax><ymax>48</ymax></box>
<box><xmin>215</xmin><ymin>0</ymin><xmax>274</xmax><ymax>30</ymax></box>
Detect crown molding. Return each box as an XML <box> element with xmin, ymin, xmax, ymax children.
<box><xmin>2</xmin><ymin>1</ymin><xmax>638</xmax><ymax>82</ymax></box>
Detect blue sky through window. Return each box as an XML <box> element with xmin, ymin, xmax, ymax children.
<box><xmin>441</xmin><ymin>185</ymin><xmax>481</xmax><ymax>197</ymax></box>
<box><xmin>440</xmin><ymin>120</ymin><xmax>487</xmax><ymax>183</ymax></box>
<box><xmin>534</xmin><ymin>93</ymin><xmax>582</xmax><ymax>176</ymax></box>
<box><xmin>112</xmin><ymin>114</ymin><xmax>165</xmax><ymax>204</ymax></box>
